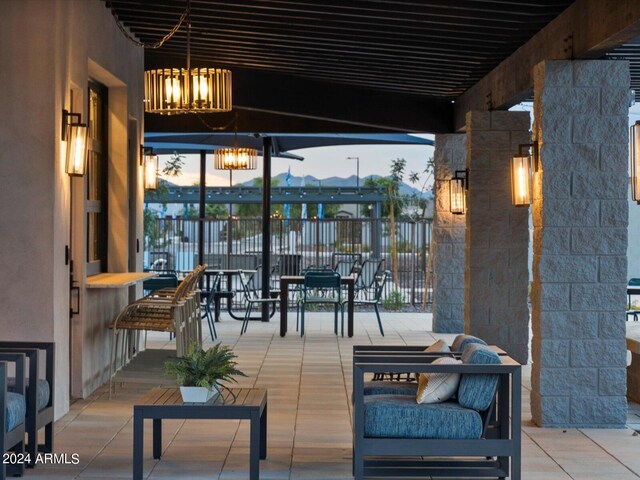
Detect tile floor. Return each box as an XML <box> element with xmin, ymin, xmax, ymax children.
<box><xmin>29</xmin><ymin>312</ymin><xmax>640</xmax><ymax>479</ymax></box>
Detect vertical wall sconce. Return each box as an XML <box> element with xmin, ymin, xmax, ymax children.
<box><xmin>62</xmin><ymin>110</ymin><xmax>88</xmax><ymax>176</ymax></box>
<box><xmin>631</xmin><ymin>121</ymin><xmax>640</xmax><ymax>204</ymax></box>
<box><xmin>449</xmin><ymin>169</ymin><xmax>468</xmax><ymax>215</ymax></box>
<box><xmin>142</xmin><ymin>146</ymin><xmax>159</xmax><ymax>190</ymax></box>
<box><xmin>511</xmin><ymin>143</ymin><xmax>539</xmax><ymax>207</ymax></box>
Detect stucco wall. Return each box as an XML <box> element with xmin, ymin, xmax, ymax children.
<box><xmin>0</xmin><ymin>0</ymin><xmax>144</xmax><ymax>417</ymax></box>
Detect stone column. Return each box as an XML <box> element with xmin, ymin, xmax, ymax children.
<box><xmin>465</xmin><ymin>111</ymin><xmax>531</xmax><ymax>364</ymax></box>
<box><xmin>531</xmin><ymin>60</ymin><xmax>629</xmax><ymax>427</ymax></box>
<box><xmin>432</xmin><ymin>134</ymin><xmax>466</xmax><ymax>333</ymax></box>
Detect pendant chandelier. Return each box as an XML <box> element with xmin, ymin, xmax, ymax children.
<box><xmin>214</xmin><ymin>147</ymin><xmax>258</xmax><ymax>170</ymax></box>
<box><xmin>143</xmin><ymin>0</ymin><xmax>232</xmax><ymax>115</ymax></box>
<box><xmin>213</xmin><ymin>115</ymin><xmax>258</xmax><ymax>170</ymax></box>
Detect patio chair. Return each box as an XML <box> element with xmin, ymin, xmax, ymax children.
<box><xmin>237</xmin><ymin>271</ymin><xmax>280</xmax><ymax>335</ymax></box>
<box><xmin>299</xmin><ymin>270</ymin><xmax>342</xmax><ymax>336</ymax></box>
<box><xmin>142</xmin><ymin>270</ymin><xmax>179</xmax><ymax>295</ymax></box>
<box><xmin>0</xmin><ymin>354</ymin><xmax>26</xmax><ymax>480</ymax></box>
<box><xmin>0</xmin><ymin>342</ymin><xmax>54</xmax><ymax>468</ymax></box>
<box><xmin>354</xmin><ymin>258</ymin><xmax>384</xmax><ymax>299</ymax></box>
<box><xmin>335</xmin><ymin>259</ymin><xmax>357</xmax><ymax>277</ymax></box>
<box><xmin>200</xmin><ymin>271</ymin><xmax>221</xmax><ymax>340</ymax></box>
<box><xmin>352</xmin><ymin>344</ymin><xmax>522</xmax><ymax>480</ymax></box>
<box><xmin>109</xmin><ymin>269</ymin><xmax>203</xmax><ymax>396</ymax></box>
<box><xmin>341</xmin><ymin>270</ymin><xmax>389</xmax><ymax>337</ymax></box>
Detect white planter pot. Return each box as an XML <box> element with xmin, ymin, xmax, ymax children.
<box><xmin>180</xmin><ymin>384</ymin><xmax>220</xmax><ymax>403</ymax></box>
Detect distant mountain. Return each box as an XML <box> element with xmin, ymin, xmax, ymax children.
<box><xmin>239</xmin><ymin>173</ymin><xmax>433</xmax><ymax>198</ymax></box>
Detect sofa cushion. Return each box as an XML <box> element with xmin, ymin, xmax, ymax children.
<box><xmin>426</xmin><ymin>339</ymin><xmax>450</xmax><ymax>353</ymax></box>
<box><xmin>8</xmin><ymin>377</ymin><xmax>50</xmax><ymax>411</ymax></box>
<box><xmin>416</xmin><ymin>357</ymin><xmax>462</xmax><ymax>404</ymax></box>
<box><xmin>457</xmin><ymin>344</ymin><xmax>501</xmax><ymax>412</ymax></box>
<box><xmin>451</xmin><ymin>334</ymin><xmax>487</xmax><ymax>352</ymax></box>
<box><xmin>364</xmin><ymin>381</ymin><xmax>418</xmax><ymax>396</ymax></box>
<box><xmin>410</xmin><ymin>338</ymin><xmax>454</xmax><ymax>382</ymax></box>
<box><xmin>364</xmin><ymin>394</ymin><xmax>482</xmax><ymax>439</ymax></box>
<box><xmin>6</xmin><ymin>392</ymin><xmax>26</xmax><ymax>432</ymax></box>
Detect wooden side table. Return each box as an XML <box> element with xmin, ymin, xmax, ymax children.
<box><xmin>133</xmin><ymin>387</ymin><xmax>267</xmax><ymax>480</ymax></box>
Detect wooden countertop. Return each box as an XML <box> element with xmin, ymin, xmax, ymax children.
<box><xmin>86</xmin><ymin>272</ymin><xmax>156</xmax><ymax>289</ymax></box>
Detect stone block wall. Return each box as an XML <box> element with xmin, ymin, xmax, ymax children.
<box><xmin>432</xmin><ymin>134</ymin><xmax>466</xmax><ymax>333</ymax></box>
<box><xmin>465</xmin><ymin>111</ymin><xmax>531</xmax><ymax>364</ymax></box>
<box><xmin>530</xmin><ymin>60</ymin><xmax>629</xmax><ymax>427</ymax></box>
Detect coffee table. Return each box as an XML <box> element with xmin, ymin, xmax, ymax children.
<box><xmin>133</xmin><ymin>387</ymin><xmax>267</xmax><ymax>480</ymax></box>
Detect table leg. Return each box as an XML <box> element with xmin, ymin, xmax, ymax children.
<box><xmin>214</xmin><ymin>282</ymin><xmax>222</xmax><ymax>322</ymax></box>
<box><xmin>152</xmin><ymin>418</ymin><xmax>162</xmax><ymax>459</ymax></box>
<box><xmin>280</xmin><ymin>280</ymin><xmax>289</xmax><ymax>337</ymax></box>
<box><xmin>260</xmin><ymin>403</ymin><xmax>267</xmax><ymax>460</ymax></box>
<box><xmin>133</xmin><ymin>409</ymin><xmax>144</xmax><ymax>480</ymax></box>
<box><xmin>250</xmin><ymin>411</ymin><xmax>261</xmax><ymax>480</ymax></box>
<box><xmin>348</xmin><ymin>280</ymin><xmax>354</xmax><ymax>337</ymax></box>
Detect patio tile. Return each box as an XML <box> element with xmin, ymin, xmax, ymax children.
<box><xmin>34</xmin><ymin>312</ymin><xmax>640</xmax><ymax>479</ymax></box>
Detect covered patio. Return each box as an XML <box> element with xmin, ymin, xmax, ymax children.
<box><xmin>3</xmin><ymin>0</ymin><xmax>640</xmax><ymax>479</ymax></box>
<box><xmin>32</xmin><ymin>314</ymin><xmax>640</xmax><ymax>479</ymax></box>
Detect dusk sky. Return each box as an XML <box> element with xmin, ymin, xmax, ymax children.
<box><xmin>157</xmin><ymin>134</ymin><xmax>435</xmax><ymax>187</ymax></box>
<box><xmin>158</xmin><ymin>100</ymin><xmax>640</xmax><ymax>187</ymax></box>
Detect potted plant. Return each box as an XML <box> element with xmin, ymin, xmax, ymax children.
<box><xmin>164</xmin><ymin>343</ymin><xmax>246</xmax><ymax>403</ymax></box>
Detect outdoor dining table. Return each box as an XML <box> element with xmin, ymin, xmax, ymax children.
<box><xmin>279</xmin><ymin>275</ymin><xmax>355</xmax><ymax>337</ymax></box>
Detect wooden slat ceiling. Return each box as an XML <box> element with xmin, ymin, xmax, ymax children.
<box><xmin>105</xmin><ymin>0</ymin><xmax>575</xmax><ymax>99</ymax></box>
<box><xmin>607</xmin><ymin>40</ymin><xmax>640</xmax><ymax>102</ymax></box>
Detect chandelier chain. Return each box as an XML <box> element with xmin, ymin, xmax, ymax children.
<box><xmin>107</xmin><ymin>0</ymin><xmax>187</xmax><ymax>49</ymax></box>
<box><xmin>195</xmin><ymin>113</ymin><xmax>236</xmax><ymax>132</ymax></box>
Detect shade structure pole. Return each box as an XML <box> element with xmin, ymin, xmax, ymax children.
<box><xmin>261</xmin><ymin>136</ymin><xmax>272</xmax><ymax>321</ymax></box>
<box><xmin>198</xmin><ymin>150</ymin><xmax>206</xmax><ymax>270</ymax></box>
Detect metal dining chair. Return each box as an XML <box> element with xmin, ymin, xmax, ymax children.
<box><xmin>354</xmin><ymin>258</ymin><xmax>384</xmax><ymax>299</ymax></box>
<box><xmin>299</xmin><ymin>270</ymin><xmax>342</xmax><ymax>336</ymax></box>
<box><xmin>238</xmin><ymin>271</ymin><xmax>280</xmax><ymax>335</ymax></box>
<box><xmin>201</xmin><ymin>271</ymin><xmax>221</xmax><ymax>340</ymax></box>
<box><xmin>342</xmin><ymin>270</ymin><xmax>389</xmax><ymax>337</ymax></box>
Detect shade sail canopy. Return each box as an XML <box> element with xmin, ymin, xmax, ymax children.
<box><xmin>144</xmin><ymin>132</ymin><xmax>434</xmax><ymax>157</ymax></box>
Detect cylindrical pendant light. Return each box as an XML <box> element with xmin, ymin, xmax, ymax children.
<box><xmin>143</xmin><ymin>0</ymin><xmax>232</xmax><ymax>115</ymax></box>
<box><xmin>144</xmin><ymin>67</ymin><xmax>232</xmax><ymax>115</ymax></box>
<box><xmin>214</xmin><ymin>147</ymin><xmax>258</xmax><ymax>170</ymax></box>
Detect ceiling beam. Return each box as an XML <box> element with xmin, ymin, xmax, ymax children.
<box><xmin>145</xmin><ymin>55</ymin><xmax>454</xmax><ymax>133</ymax></box>
<box><xmin>454</xmin><ymin>0</ymin><xmax>640</xmax><ymax>130</ymax></box>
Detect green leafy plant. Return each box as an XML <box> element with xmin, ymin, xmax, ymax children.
<box><xmin>164</xmin><ymin>343</ymin><xmax>246</xmax><ymax>388</ymax></box>
<box><xmin>382</xmin><ymin>290</ymin><xmax>404</xmax><ymax>310</ymax></box>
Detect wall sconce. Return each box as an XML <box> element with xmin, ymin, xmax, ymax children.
<box><xmin>631</xmin><ymin>121</ymin><xmax>640</xmax><ymax>204</ymax></box>
<box><xmin>62</xmin><ymin>109</ymin><xmax>88</xmax><ymax>176</ymax></box>
<box><xmin>141</xmin><ymin>146</ymin><xmax>159</xmax><ymax>190</ymax></box>
<box><xmin>449</xmin><ymin>169</ymin><xmax>468</xmax><ymax>215</ymax></box>
<box><xmin>510</xmin><ymin>143</ymin><xmax>539</xmax><ymax>207</ymax></box>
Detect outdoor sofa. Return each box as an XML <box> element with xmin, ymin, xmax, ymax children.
<box><xmin>352</xmin><ymin>341</ymin><xmax>521</xmax><ymax>479</ymax></box>
<box><xmin>0</xmin><ymin>342</ymin><xmax>54</xmax><ymax>467</ymax></box>
<box><xmin>0</xmin><ymin>353</ymin><xmax>27</xmax><ymax>479</ymax></box>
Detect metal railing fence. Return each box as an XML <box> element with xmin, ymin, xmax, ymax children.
<box><xmin>145</xmin><ymin>217</ymin><xmax>432</xmax><ymax>307</ymax></box>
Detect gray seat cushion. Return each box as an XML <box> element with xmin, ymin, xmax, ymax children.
<box><xmin>364</xmin><ymin>394</ymin><xmax>482</xmax><ymax>439</ymax></box>
<box><xmin>8</xmin><ymin>377</ymin><xmax>51</xmax><ymax>411</ymax></box>
<box><xmin>451</xmin><ymin>334</ymin><xmax>487</xmax><ymax>352</ymax></box>
<box><xmin>363</xmin><ymin>381</ymin><xmax>418</xmax><ymax>396</ymax></box>
<box><xmin>6</xmin><ymin>392</ymin><xmax>26</xmax><ymax>432</ymax></box>
<box><xmin>457</xmin><ymin>344</ymin><xmax>501</xmax><ymax>412</ymax></box>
